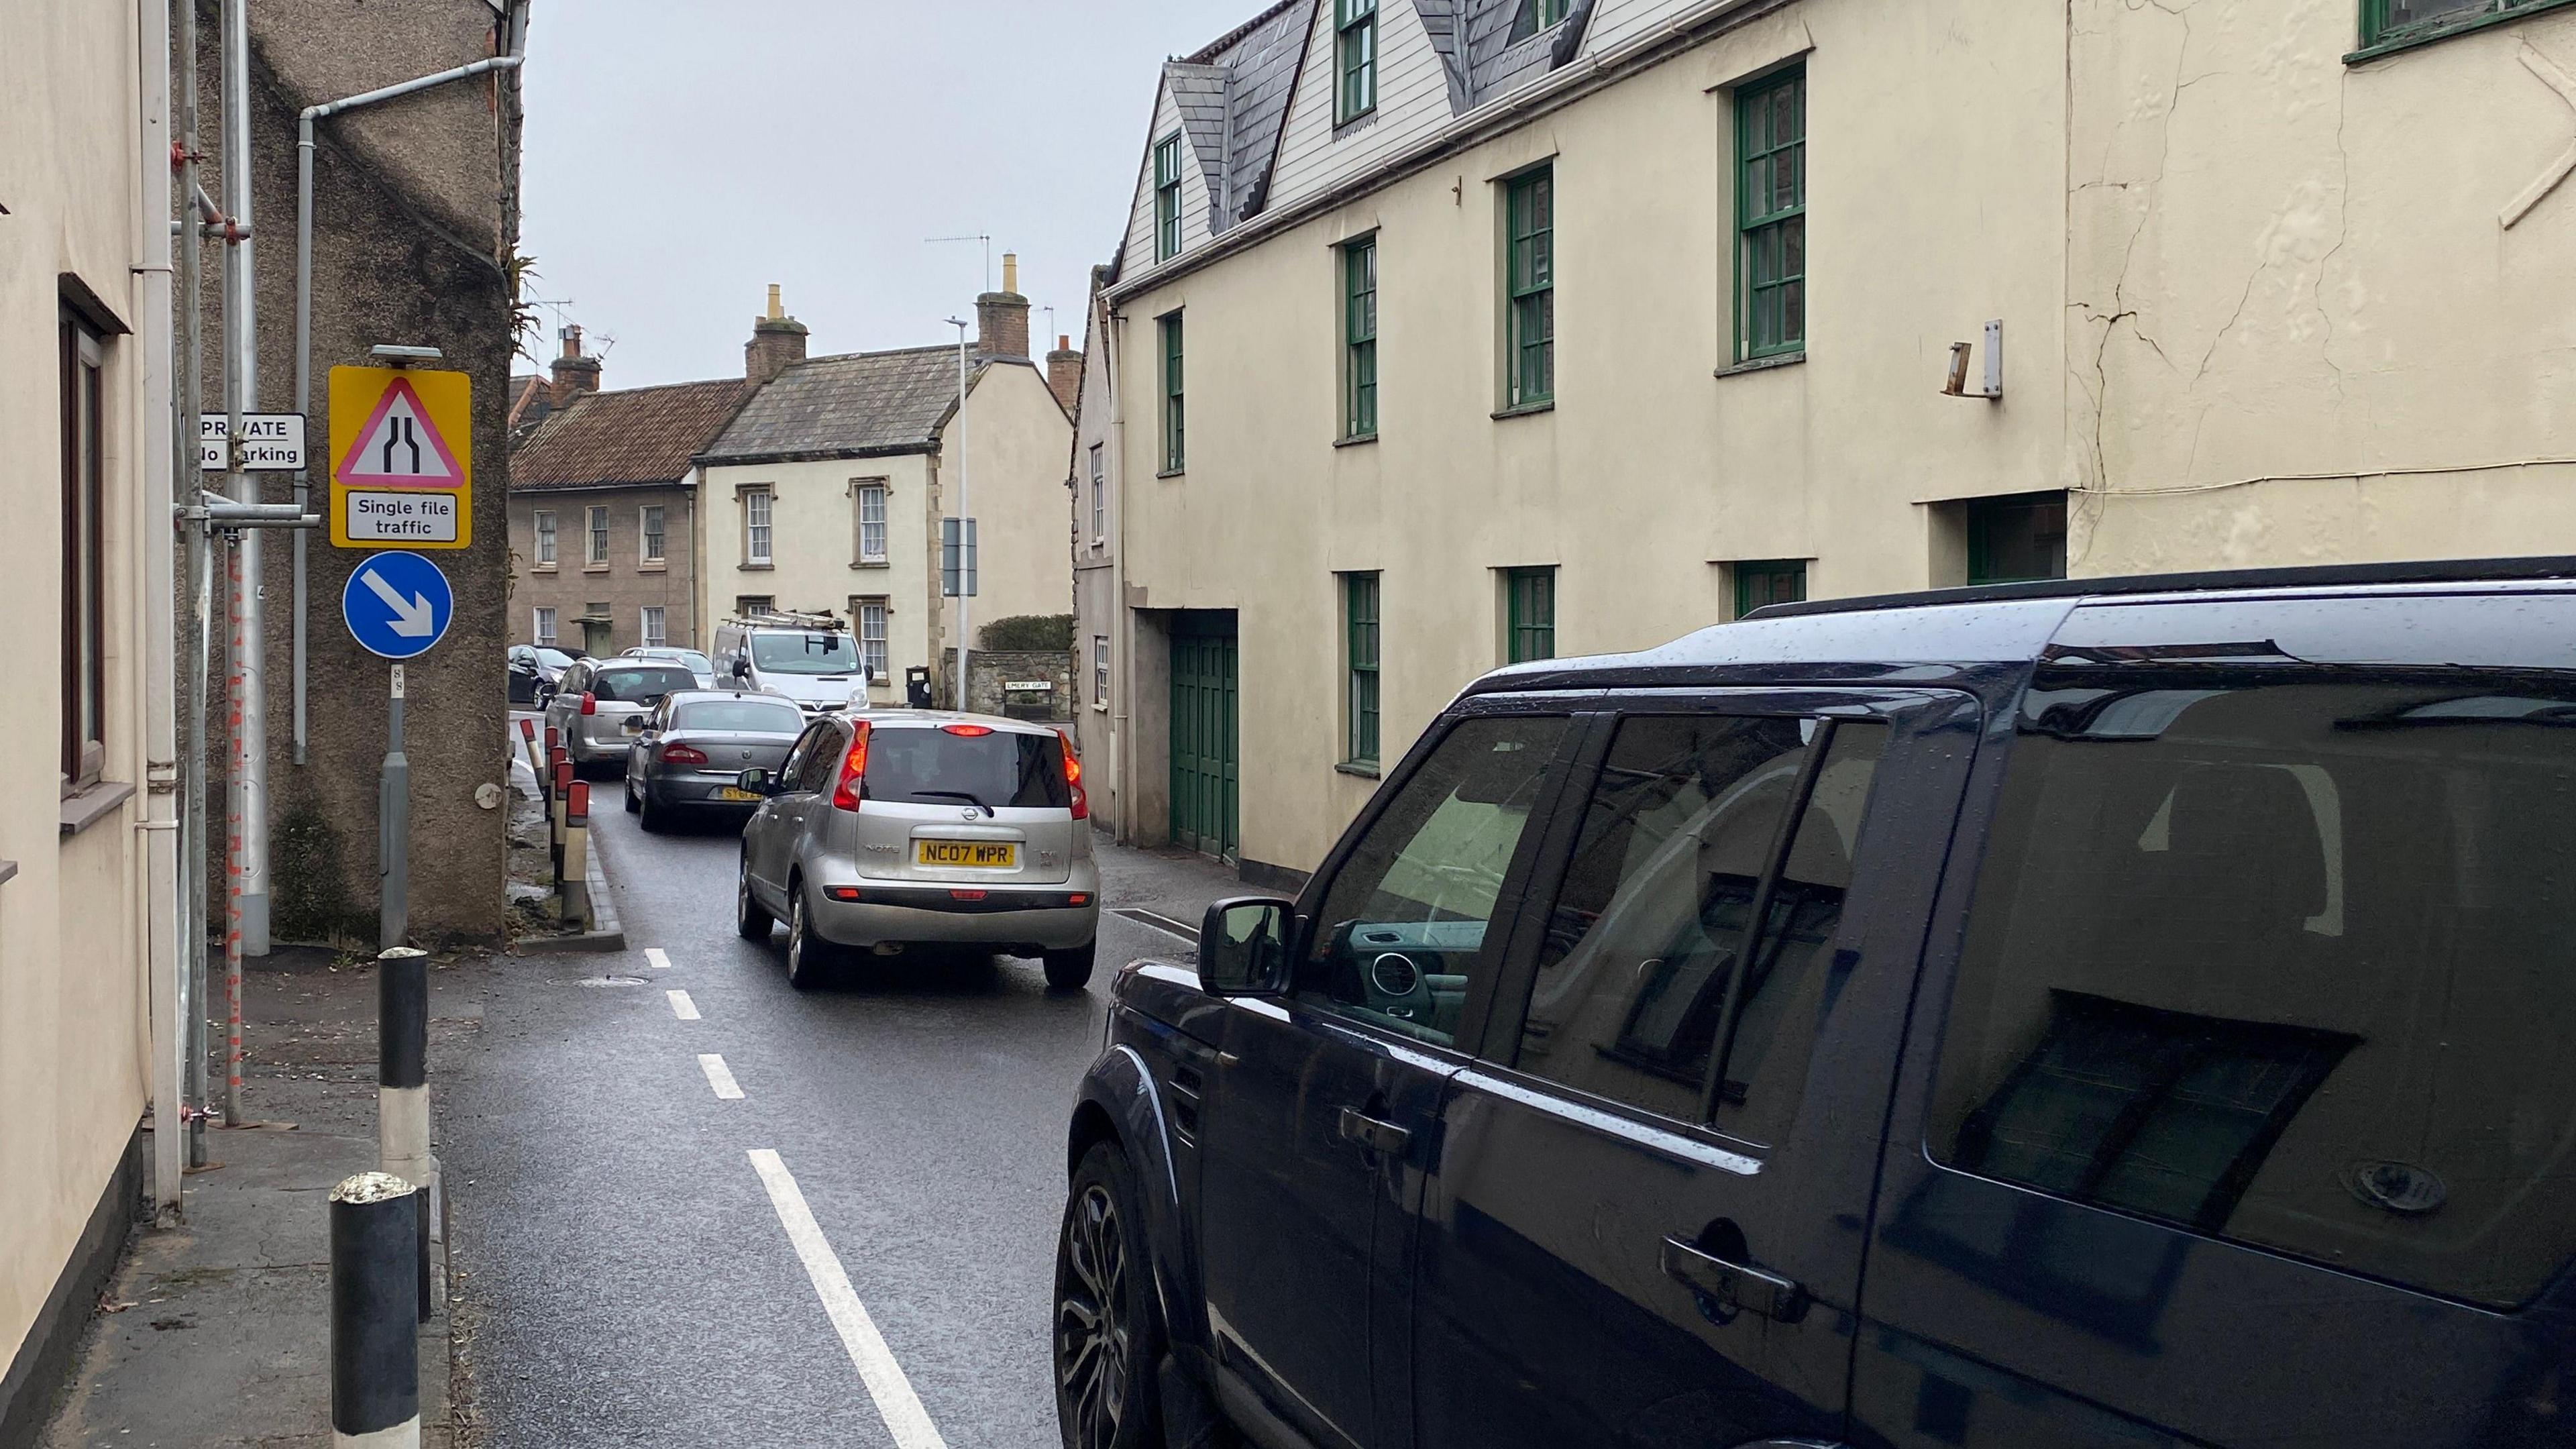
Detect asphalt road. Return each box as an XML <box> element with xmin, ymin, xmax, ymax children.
<box><xmin>444</xmin><ymin>763</ymin><xmax>1215</xmax><ymax>1448</ymax></box>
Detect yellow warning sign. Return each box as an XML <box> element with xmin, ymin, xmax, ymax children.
<box><xmin>329</xmin><ymin>366</ymin><xmax>472</xmax><ymax>549</ymax></box>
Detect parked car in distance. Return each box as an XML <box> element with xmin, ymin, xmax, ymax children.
<box><xmin>711</xmin><ymin>613</ymin><xmax>873</xmax><ymax>716</ymax></box>
<box><xmin>1056</xmin><ymin>557</ymin><xmax>2576</xmax><ymax>1449</ymax></box>
<box><xmin>542</xmin><ymin>658</ymin><xmax>699</xmax><ymax>774</ymax></box>
<box><xmin>507</xmin><ymin>643</ymin><xmax>576</xmax><ymax>706</ymax></box>
<box><xmin>623</xmin><ymin>645</ymin><xmax>718</xmax><ymax>690</ymax></box>
<box><xmin>734</xmin><ymin>712</ymin><xmax>1097</xmax><ymax>991</ymax></box>
<box><xmin>622</xmin><ymin>690</ymin><xmax>806</xmax><ymax>831</ymax></box>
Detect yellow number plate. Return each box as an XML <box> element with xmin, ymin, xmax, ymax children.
<box><xmin>714</xmin><ymin>787</ymin><xmax>762</xmax><ymax>802</ymax></box>
<box><xmin>916</xmin><ymin>840</ymin><xmax>1016</xmax><ymax>869</ymax></box>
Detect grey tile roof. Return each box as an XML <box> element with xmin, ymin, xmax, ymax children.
<box><xmin>1167</xmin><ymin>0</ymin><xmax>1315</xmax><ymax>235</ymax></box>
<box><xmin>1413</xmin><ymin>0</ymin><xmax>1472</xmax><ymax>113</ymax></box>
<box><xmin>697</xmin><ymin>345</ymin><xmax>972</xmax><ymax>466</ymax></box>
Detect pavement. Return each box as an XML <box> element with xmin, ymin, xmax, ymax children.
<box><xmin>37</xmin><ymin>945</ymin><xmax>486</xmax><ymax>1449</ymax></box>
<box><xmin>439</xmin><ymin>790</ymin><xmax>1240</xmax><ymax>1446</ymax></box>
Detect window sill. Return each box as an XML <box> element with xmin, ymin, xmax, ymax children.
<box><xmin>532</xmin><ymin>563</ymin><xmax>558</xmax><ymax>574</ymax></box>
<box><xmin>738</xmin><ymin>562</ymin><xmax>774</xmax><ymax>572</ymax></box>
<box><xmin>582</xmin><ymin>563</ymin><xmax>610</xmax><ymax>574</ymax></box>
<box><xmin>1491</xmin><ymin>402</ymin><xmax>1554</xmax><ymax>421</ymax></box>
<box><xmin>850</xmin><ymin>559</ymin><xmax>890</xmax><ymax>570</ymax></box>
<box><xmin>1717</xmin><ymin>351</ymin><xmax>1806</xmax><ymax>379</ymax></box>
<box><xmin>1335</xmin><ymin>760</ymin><xmax>1381</xmax><ymax>780</ymax></box>
<box><xmin>1093</xmin><ymin>701</ymin><xmax>1110</xmax><ymax>712</ymax></box>
<box><xmin>638</xmin><ymin>561</ymin><xmax>667</xmax><ymax>573</ymax></box>
<box><xmin>2347</xmin><ymin>0</ymin><xmax>2576</xmax><ymax>62</ymax></box>
<box><xmin>1157</xmin><ymin>468</ymin><xmax>1186</xmax><ymax>480</ymax></box>
<box><xmin>1334</xmin><ymin>433</ymin><xmax>1379</xmax><ymax>449</ymax></box>
<box><xmin>60</xmin><ymin>782</ymin><xmax>135</xmax><ymax>838</ymax></box>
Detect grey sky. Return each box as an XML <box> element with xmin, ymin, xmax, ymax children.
<box><xmin>518</xmin><ymin>0</ymin><xmax>1241</xmax><ymax>388</ymax></box>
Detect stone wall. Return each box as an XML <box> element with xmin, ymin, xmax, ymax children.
<box><xmin>943</xmin><ymin>649</ymin><xmax>1075</xmax><ymax>722</ymax></box>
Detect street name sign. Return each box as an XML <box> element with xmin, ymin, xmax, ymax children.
<box><xmin>341</xmin><ymin>549</ymin><xmax>454</xmax><ymax>659</ymax></box>
<box><xmin>329</xmin><ymin>365</ymin><xmax>471</xmax><ymax>549</ymax></box>
<box><xmin>198</xmin><ymin>413</ymin><xmax>307</xmax><ymax>470</ymax></box>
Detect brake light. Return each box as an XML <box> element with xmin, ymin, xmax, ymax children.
<box><xmin>941</xmin><ymin>723</ymin><xmax>995</xmax><ymax>737</ymax></box>
<box><xmin>659</xmin><ymin>743</ymin><xmax>709</xmax><ymax>765</ymax></box>
<box><xmin>579</xmin><ymin>692</ymin><xmax>596</xmax><ymax>716</ymax></box>
<box><xmin>828</xmin><ymin>721</ymin><xmax>872</xmax><ymax>811</ymax></box>
<box><xmin>1057</xmin><ymin>729</ymin><xmax>1088</xmax><ymax>820</ymax></box>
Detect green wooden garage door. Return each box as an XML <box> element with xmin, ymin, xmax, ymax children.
<box><xmin>1169</xmin><ymin>612</ymin><xmax>1239</xmax><ymax>860</ymax></box>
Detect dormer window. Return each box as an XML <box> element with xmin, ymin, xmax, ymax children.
<box><xmin>1510</xmin><ymin>0</ymin><xmax>1570</xmax><ymax>43</ymax></box>
<box><xmin>1337</xmin><ymin>0</ymin><xmax>1378</xmax><ymax>123</ymax></box>
<box><xmin>1155</xmin><ymin>135</ymin><xmax>1183</xmax><ymax>262</ymax></box>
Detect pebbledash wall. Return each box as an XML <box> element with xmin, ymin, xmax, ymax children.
<box><xmin>1100</xmin><ymin>0</ymin><xmax>2576</xmax><ymax>878</ymax></box>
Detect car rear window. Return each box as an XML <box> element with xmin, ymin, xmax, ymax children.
<box><xmin>590</xmin><ymin>665</ymin><xmax>695</xmax><ymax>704</ymax></box>
<box><xmin>674</xmin><ymin>699</ymin><xmax>803</xmax><ymax>733</ymax></box>
<box><xmin>865</xmin><ymin>728</ymin><xmax>1069</xmax><ymax>810</ymax></box>
<box><xmin>1931</xmin><ymin>673</ymin><xmax>2576</xmax><ymax>1308</ymax></box>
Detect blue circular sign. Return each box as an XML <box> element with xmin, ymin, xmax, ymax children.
<box><xmin>341</xmin><ymin>550</ymin><xmax>454</xmax><ymax>660</ymax></box>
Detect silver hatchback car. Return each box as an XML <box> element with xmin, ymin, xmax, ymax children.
<box><xmin>734</xmin><ymin>712</ymin><xmax>1101</xmax><ymax>990</ymax></box>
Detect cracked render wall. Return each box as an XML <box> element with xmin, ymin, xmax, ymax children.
<box><xmin>2068</xmin><ymin>0</ymin><xmax>2576</xmax><ymax>572</ymax></box>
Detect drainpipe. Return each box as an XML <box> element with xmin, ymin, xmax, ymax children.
<box><xmin>949</xmin><ymin>317</ymin><xmax>972</xmax><ymax>710</ymax></box>
<box><xmin>138</xmin><ymin>0</ymin><xmax>181</xmax><ymax>1217</ymax></box>
<box><xmin>221</xmin><ymin>0</ymin><xmax>265</xmax><ymax>1131</ymax></box>
<box><xmin>292</xmin><ymin>11</ymin><xmax>529</xmax><ymax>766</ymax></box>
<box><xmin>176</xmin><ymin>0</ymin><xmax>209</xmax><ymax>1166</ymax></box>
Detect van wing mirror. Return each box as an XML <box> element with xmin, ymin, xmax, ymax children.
<box><xmin>1199</xmin><ymin>896</ymin><xmax>1295</xmax><ymax>996</ymax></box>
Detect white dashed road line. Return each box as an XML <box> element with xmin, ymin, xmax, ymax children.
<box><xmin>644</xmin><ymin>947</ymin><xmax>672</xmax><ymax>970</ymax></box>
<box><xmin>698</xmin><ymin>1054</ymin><xmax>744</xmax><ymax>1100</ymax></box>
<box><xmin>747</xmin><ymin>1150</ymin><xmax>949</xmax><ymax>1449</ymax></box>
<box><xmin>667</xmin><ymin>989</ymin><xmax>700</xmax><ymax>1021</ymax></box>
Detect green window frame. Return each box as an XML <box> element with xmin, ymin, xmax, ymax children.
<box><xmin>1154</xmin><ymin>134</ymin><xmax>1183</xmax><ymax>262</ymax></box>
<box><xmin>2361</xmin><ymin>0</ymin><xmax>2559</xmax><ymax>48</ymax></box>
<box><xmin>1344</xmin><ymin>572</ymin><xmax>1381</xmax><ymax>766</ymax></box>
<box><xmin>1344</xmin><ymin>237</ymin><xmax>1378</xmax><ymax>439</ymax></box>
<box><xmin>1735</xmin><ymin>66</ymin><xmax>1806</xmax><ymax>361</ymax></box>
<box><xmin>1160</xmin><ymin>311</ymin><xmax>1186</xmax><ymax>473</ymax></box>
<box><xmin>1964</xmin><ymin>492</ymin><xmax>2068</xmax><ymax>586</ymax></box>
<box><xmin>1337</xmin><ymin>0</ymin><xmax>1378</xmax><ymax>123</ymax></box>
<box><xmin>1505</xmin><ymin>166</ymin><xmax>1554</xmax><ymax>409</ymax></box>
<box><xmin>1505</xmin><ymin>567</ymin><xmax>1555</xmax><ymax>663</ymax></box>
<box><xmin>1732</xmin><ymin>559</ymin><xmax>1808</xmax><ymax>619</ymax></box>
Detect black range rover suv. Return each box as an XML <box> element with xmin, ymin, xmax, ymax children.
<box><xmin>1055</xmin><ymin>560</ymin><xmax>2576</xmax><ymax>1449</ymax></box>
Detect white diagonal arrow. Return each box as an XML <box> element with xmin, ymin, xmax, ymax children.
<box><xmin>360</xmin><ymin>567</ymin><xmax>437</xmax><ymax>637</ymax></box>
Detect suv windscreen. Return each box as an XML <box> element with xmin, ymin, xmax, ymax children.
<box><xmin>590</xmin><ymin>665</ymin><xmax>696</xmax><ymax>704</ymax></box>
<box><xmin>1933</xmin><ymin>673</ymin><xmax>2576</xmax><ymax>1309</ymax></box>
<box><xmin>674</xmin><ymin>698</ymin><xmax>804</xmax><ymax>734</ymax></box>
<box><xmin>751</xmin><ymin>632</ymin><xmax>860</xmax><ymax>676</ymax></box>
<box><xmin>864</xmin><ymin>728</ymin><xmax>1069</xmax><ymax>810</ymax></box>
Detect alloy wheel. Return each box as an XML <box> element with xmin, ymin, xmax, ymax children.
<box><xmin>1056</xmin><ymin>1182</ymin><xmax>1130</xmax><ymax>1449</ymax></box>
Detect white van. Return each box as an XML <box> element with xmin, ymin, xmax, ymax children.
<box><xmin>710</xmin><ymin>612</ymin><xmax>875</xmax><ymax>716</ymax></box>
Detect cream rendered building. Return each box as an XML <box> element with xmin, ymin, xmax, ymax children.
<box><xmin>1093</xmin><ymin>0</ymin><xmax>2576</xmax><ymax>879</ymax></box>
<box><xmin>0</xmin><ymin>0</ymin><xmax>180</xmax><ymax>1432</ymax></box>
<box><xmin>695</xmin><ymin>279</ymin><xmax>1073</xmax><ymax>706</ymax></box>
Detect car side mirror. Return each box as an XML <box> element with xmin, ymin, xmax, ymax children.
<box><xmin>620</xmin><ymin>717</ymin><xmax>642</xmax><ymax>734</ymax></box>
<box><xmin>731</xmin><ymin>657</ymin><xmax>751</xmax><ymax>678</ymax></box>
<box><xmin>736</xmin><ymin>767</ymin><xmax>773</xmax><ymax>795</ymax></box>
<box><xmin>1199</xmin><ymin>896</ymin><xmax>1294</xmax><ymax>996</ymax></box>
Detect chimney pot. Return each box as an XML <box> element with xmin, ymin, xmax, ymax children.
<box><xmin>765</xmin><ymin>283</ymin><xmax>784</xmax><ymax>321</ymax></box>
<box><xmin>1003</xmin><ymin>252</ymin><xmax>1019</xmax><ymax>294</ymax></box>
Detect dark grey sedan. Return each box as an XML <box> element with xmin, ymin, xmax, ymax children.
<box><xmin>621</xmin><ymin>690</ymin><xmax>808</xmax><ymax>831</ymax></box>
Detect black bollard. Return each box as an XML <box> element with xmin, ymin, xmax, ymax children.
<box><xmin>329</xmin><ymin>1171</ymin><xmax>420</xmax><ymax>1447</ymax></box>
<box><xmin>376</xmin><ymin>946</ymin><xmax>433</xmax><ymax>1322</ymax></box>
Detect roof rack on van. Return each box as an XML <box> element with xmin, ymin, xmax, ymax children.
<box><xmin>722</xmin><ymin>608</ymin><xmax>845</xmax><ymax>631</ymax></box>
<box><xmin>1743</xmin><ymin>554</ymin><xmax>2576</xmax><ymax>623</ymax></box>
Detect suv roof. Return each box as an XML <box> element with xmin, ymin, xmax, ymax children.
<box><xmin>857</xmin><ymin>710</ymin><xmax>1062</xmax><ymax>737</ymax></box>
<box><xmin>1463</xmin><ymin>554</ymin><xmax>2576</xmax><ymax>697</ymax></box>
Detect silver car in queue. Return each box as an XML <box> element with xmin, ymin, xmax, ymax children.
<box><xmin>620</xmin><ymin>689</ymin><xmax>808</xmax><ymax>831</ymax></box>
<box><xmin>733</xmin><ymin>711</ymin><xmax>1100</xmax><ymax>991</ymax></box>
<box><xmin>541</xmin><ymin>657</ymin><xmax>700</xmax><ymax>773</ymax></box>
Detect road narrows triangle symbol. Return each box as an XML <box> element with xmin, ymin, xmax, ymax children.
<box><xmin>337</xmin><ymin>377</ymin><xmax>462</xmax><ymax>488</ymax></box>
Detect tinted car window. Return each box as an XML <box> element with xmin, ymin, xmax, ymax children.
<box><xmin>674</xmin><ymin>699</ymin><xmax>804</xmax><ymax>734</ymax></box>
<box><xmin>1933</xmin><ymin>678</ymin><xmax>2576</xmax><ymax>1308</ymax></box>
<box><xmin>751</xmin><ymin>631</ymin><xmax>862</xmax><ymax>676</ymax></box>
<box><xmin>1297</xmin><ymin>715</ymin><xmax>1568</xmax><ymax>1046</ymax></box>
<box><xmin>1516</xmin><ymin>716</ymin><xmax>1883</xmax><ymax>1138</ymax></box>
<box><xmin>590</xmin><ymin>665</ymin><xmax>695</xmax><ymax>704</ymax></box>
<box><xmin>864</xmin><ymin>728</ymin><xmax>1069</xmax><ymax>810</ymax></box>
<box><xmin>794</xmin><ymin>721</ymin><xmax>847</xmax><ymax>794</ymax></box>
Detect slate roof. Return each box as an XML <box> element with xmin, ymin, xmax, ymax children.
<box><xmin>509</xmin><ymin>378</ymin><xmax>751</xmax><ymax>491</ymax></box>
<box><xmin>1169</xmin><ymin>0</ymin><xmax>1314</xmax><ymax>235</ymax></box>
<box><xmin>697</xmin><ymin>345</ymin><xmax>976</xmax><ymax>467</ymax></box>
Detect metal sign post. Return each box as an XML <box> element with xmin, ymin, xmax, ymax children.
<box><xmin>341</xmin><ymin>551</ymin><xmax>453</xmax><ymax>951</ymax></box>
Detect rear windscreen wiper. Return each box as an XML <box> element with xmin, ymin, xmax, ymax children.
<box><xmin>912</xmin><ymin>788</ymin><xmax>992</xmax><ymax>816</ymax></box>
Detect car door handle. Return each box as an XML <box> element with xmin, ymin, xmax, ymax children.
<box><xmin>1660</xmin><ymin>1236</ymin><xmax>1808</xmax><ymax>1324</ymax></box>
<box><xmin>1336</xmin><ymin>1108</ymin><xmax>1410</xmax><ymax>1156</ymax></box>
